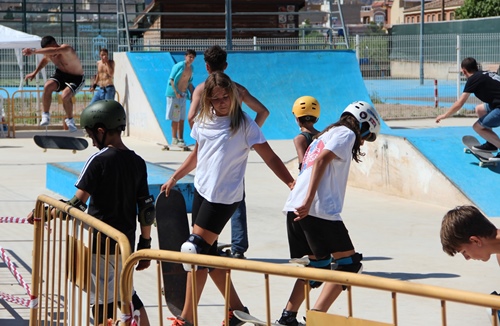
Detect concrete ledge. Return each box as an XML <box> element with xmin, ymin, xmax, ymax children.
<box><xmin>46</xmin><ymin>162</ymin><xmax>195</xmax><ymax>213</ymax></box>
<box><xmin>348</xmin><ymin>134</ymin><xmax>473</xmax><ymax>209</ymax></box>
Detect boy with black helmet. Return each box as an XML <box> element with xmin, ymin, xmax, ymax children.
<box><xmin>292</xmin><ymin>96</ymin><xmax>321</xmax><ymax>170</ymax></box>
<box><xmin>277</xmin><ymin>101</ymin><xmax>380</xmax><ymax>326</ymax></box>
<box><xmin>75</xmin><ymin>100</ymin><xmax>154</xmax><ymax>324</ymax></box>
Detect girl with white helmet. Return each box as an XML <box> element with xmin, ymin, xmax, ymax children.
<box><xmin>277</xmin><ymin>100</ymin><xmax>381</xmax><ymax>326</ymax></box>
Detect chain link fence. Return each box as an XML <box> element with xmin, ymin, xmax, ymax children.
<box><xmin>1</xmin><ymin>33</ymin><xmax>498</xmax><ymax>121</ymax></box>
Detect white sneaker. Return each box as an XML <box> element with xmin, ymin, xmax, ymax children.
<box><xmin>65</xmin><ymin>118</ymin><xmax>78</xmax><ymax>133</ymax></box>
<box><xmin>40</xmin><ymin>112</ymin><xmax>50</xmax><ymax>126</ymax></box>
<box><xmin>177</xmin><ymin>139</ymin><xmax>186</xmax><ymax>147</ymax></box>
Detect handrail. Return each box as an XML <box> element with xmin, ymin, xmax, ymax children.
<box><xmin>121</xmin><ymin>249</ymin><xmax>500</xmax><ymax>326</ymax></box>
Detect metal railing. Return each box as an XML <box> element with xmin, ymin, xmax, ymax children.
<box><xmin>30</xmin><ymin>195</ymin><xmax>132</xmax><ymax>326</ymax></box>
<box><xmin>4</xmin><ymin>89</ymin><xmax>119</xmax><ymax>137</ymax></box>
<box><xmin>30</xmin><ymin>194</ymin><xmax>500</xmax><ymax>326</ymax></box>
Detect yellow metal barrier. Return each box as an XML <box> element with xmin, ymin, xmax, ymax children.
<box><xmin>122</xmin><ymin>250</ymin><xmax>500</xmax><ymax>326</ymax></box>
<box><xmin>31</xmin><ymin>194</ymin><xmax>500</xmax><ymax>326</ymax></box>
<box><xmin>9</xmin><ymin>89</ymin><xmax>120</xmax><ymax>137</ymax></box>
<box><xmin>30</xmin><ymin>195</ymin><xmax>131</xmax><ymax>326</ymax></box>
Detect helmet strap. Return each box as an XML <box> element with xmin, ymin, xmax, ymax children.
<box><xmin>93</xmin><ymin>127</ymin><xmax>108</xmax><ymax>150</ymax></box>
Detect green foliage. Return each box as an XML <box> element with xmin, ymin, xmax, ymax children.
<box><xmin>455</xmin><ymin>0</ymin><xmax>500</xmax><ymax>19</ymax></box>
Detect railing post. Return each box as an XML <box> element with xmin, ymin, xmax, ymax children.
<box><xmin>225</xmin><ymin>0</ymin><xmax>232</xmax><ymax>50</ymax></box>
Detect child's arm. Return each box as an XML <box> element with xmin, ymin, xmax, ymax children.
<box><xmin>253</xmin><ymin>142</ymin><xmax>294</xmax><ymax>189</ymax></box>
<box><xmin>293</xmin><ymin>134</ymin><xmax>309</xmax><ymax>169</ymax></box>
<box><xmin>237</xmin><ymin>84</ymin><xmax>269</xmax><ymax>127</ymax></box>
<box><xmin>293</xmin><ymin>149</ymin><xmax>336</xmax><ymax>221</ymax></box>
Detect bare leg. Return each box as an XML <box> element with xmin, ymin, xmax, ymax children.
<box><xmin>171</xmin><ymin>121</ymin><xmax>179</xmax><ymax>141</ymax></box>
<box><xmin>180</xmin><ymin>269</ymin><xmax>209</xmax><ymax>323</ymax></box>
<box><xmin>139</xmin><ymin>306</ymin><xmax>150</xmax><ymax>326</ymax></box>
<box><xmin>473</xmin><ymin>121</ymin><xmax>500</xmax><ymax>149</ymax></box>
<box><xmin>476</xmin><ymin>103</ymin><xmax>487</xmax><ymax>118</ymax></box>
<box><xmin>284</xmin><ymin>279</ymin><xmax>308</xmax><ymax>312</ymax></box>
<box><xmin>209</xmin><ymin>268</ymin><xmax>244</xmax><ymax>310</ymax></box>
<box><xmin>179</xmin><ymin>119</ymin><xmax>185</xmax><ymax>141</ymax></box>
<box><xmin>42</xmin><ymin>81</ymin><xmax>58</xmax><ymax>113</ymax></box>
<box><xmin>61</xmin><ymin>88</ymin><xmax>74</xmax><ymax>118</ymax></box>
<box><xmin>311</xmin><ymin>283</ymin><xmax>343</xmax><ymax>312</ymax></box>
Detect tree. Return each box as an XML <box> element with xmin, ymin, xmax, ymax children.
<box><xmin>455</xmin><ymin>0</ymin><xmax>500</xmax><ymax>19</ymax></box>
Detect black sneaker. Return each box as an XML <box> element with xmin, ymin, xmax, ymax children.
<box><xmin>231</xmin><ymin>251</ymin><xmax>246</xmax><ymax>259</ymax></box>
<box><xmin>276</xmin><ymin>310</ymin><xmax>305</xmax><ymax>326</ymax></box>
<box><xmin>472</xmin><ymin>141</ymin><xmax>498</xmax><ymax>152</ymax></box>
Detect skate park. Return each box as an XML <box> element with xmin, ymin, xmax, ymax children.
<box><xmin>111</xmin><ymin>49</ymin><xmax>497</xmax><ymax>217</ymax></box>
<box><xmin>3</xmin><ymin>49</ymin><xmax>500</xmax><ymax>326</ymax></box>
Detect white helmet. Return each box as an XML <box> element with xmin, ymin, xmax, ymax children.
<box><xmin>341</xmin><ymin>101</ymin><xmax>381</xmax><ymax>142</ymax></box>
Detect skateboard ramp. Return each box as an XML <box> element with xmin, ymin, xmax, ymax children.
<box><xmin>115</xmin><ymin>50</ymin><xmax>390</xmax><ymax>144</ymax></box>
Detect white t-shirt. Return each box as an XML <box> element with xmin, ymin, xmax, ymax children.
<box><xmin>191</xmin><ymin>111</ymin><xmax>266</xmax><ymax>204</ymax></box>
<box><xmin>283</xmin><ymin>125</ymin><xmax>355</xmax><ymax>221</ymax></box>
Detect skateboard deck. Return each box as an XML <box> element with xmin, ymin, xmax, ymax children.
<box><xmin>157</xmin><ymin>142</ymin><xmax>192</xmax><ymax>152</ymax></box>
<box><xmin>233</xmin><ymin>310</ymin><xmax>281</xmax><ymax>326</ymax></box>
<box><xmin>155</xmin><ymin>189</ymin><xmax>190</xmax><ymax>317</ymax></box>
<box><xmin>34</xmin><ymin>135</ymin><xmax>88</xmax><ymax>153</ymax></box>
<box><xmin>462</xmin><ymin>135</ymin><xmax>497</xmax><ymax>167</ymax></box>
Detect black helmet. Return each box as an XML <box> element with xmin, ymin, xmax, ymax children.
<box><xmin>80</xmin><ymin>100</ymin><xmax>126</xmax><ymax>131</ymax></box>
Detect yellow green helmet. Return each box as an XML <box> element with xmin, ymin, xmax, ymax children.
<box><xmin>292</xmin><ymin>96</ymin><xmax>320</xmax><ymax>120</ymax></box>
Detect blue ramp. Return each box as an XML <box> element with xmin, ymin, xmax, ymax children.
<box><xmin>127</xmin><ymin>50</ymin><xmax>390</xmax><ymax>143</ymax></box>
<box><xmin>387</xmin><ymin>126</ymin><xmax>500</xmax><ymax>217</ymax></box>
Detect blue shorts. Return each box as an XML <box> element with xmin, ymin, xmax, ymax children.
<box><xmin>478</xmin><ymin>103</ymin><xmax>500</xmax><ymax>129</ymax></box>
<box><xmin>166</xmin><ymin>94</ymin><xmax>187</xmax><ymax>122</ymax></box>
<box><xmin>90</xmin><ymin>85</ymin><xmax>116</xmax><ymax>105</ymax></box>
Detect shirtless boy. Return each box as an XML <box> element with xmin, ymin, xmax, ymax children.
<box><xmin>23</xmin><ymin>35</ymin><xmax>85</xmax><ymax>132</ymax></box>
<box><xmin>89</xmin><ymin>48</ymin><xmax>115</xmax><ymax>104</ymax></box>
<box><xmin>165</xmin><ymin>49</ymin><xmax>196</xmax><ymax>147</ymax></box>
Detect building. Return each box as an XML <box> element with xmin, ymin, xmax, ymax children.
<box><xmin>403</xmin><ymin>0</ymin><xmax>463</xmax><ymax>24</ymax></box>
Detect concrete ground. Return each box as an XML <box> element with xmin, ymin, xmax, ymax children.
<box><xmin>1</xmin><ymin>117</ymin><xmax>498</xmax><ymax>326</ymax></box>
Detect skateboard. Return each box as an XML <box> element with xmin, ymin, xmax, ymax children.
<box><xmin>34</xmin><ymin>135</ymin><xmax>88</xmax><ymax>153</ymax></box>
<box><xmin>155</xmin><ymin>189</ymin><xmax>190</xmax><ymax>317</ymax></box>
<box><xmin>233</xmin><ymin>310</ymin><xmax>281</xmax><ymax>326</ymax></box>
<box><xmin>157</xmin><ymin>142</ymin><xmax>192</xmax><ymax>152</ymax></box>
<box><xmin>462</xmin><ymin>135</ymin><xmax>497</xmax><ymax>167</ymax></box>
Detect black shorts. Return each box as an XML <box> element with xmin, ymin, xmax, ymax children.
<box><xmin>191</xmin><ymin>189</ymin><xmax>241</xmax><ymax>255</ymax></box>
<box><xmin>49</xmin><ymin>69</ymin><xmax>85</xmax><ymax>94</ymax></box>
<box><xmin>286</xmin><ymin>212</ymin><xmax>354</xmax><ymax>259</ymax></box>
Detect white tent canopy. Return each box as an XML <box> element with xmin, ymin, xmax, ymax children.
<box><xmin>0</xmin><ymin>24</ymin><xmax>46</xmax><ymax>88</ymax></box>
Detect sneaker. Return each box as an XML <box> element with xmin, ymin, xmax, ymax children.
<box><xmin>472</xmin><ymin>141</ymin><xmax>498</xmax><ymax>152</ymax></box>
<box><xmin>231</xmin><ymin>251</ymin><xmax>246</xmax><ymax>259</ymax></box>
<box><xmin>40</xmin><ymin>112</ymin><xmax>50</xmax><ymax>126</ymax></box>
<box><xmin>178</xmin><ymin>139</ymin><xmax>186</xmax><ymax>147</ymax></box>
<box><xmin>276</xmin><ymin>309</ymin><xmax>305</xmax><ymax>326</ymax></box>
<box><xmin>167</xmin><ymin>316</ymin><xmax>193</xmax><ymax>326</ymax></box>
<box><xmin>171</xmin><ymin>138</ymin><xmax>178</xmax><ymax>145</ymax></box>
<box><xmin>223</xmin><ymin>306</ymin><xmax>249</xmax><ymax>326</ymax></box>
<box><xmin>489</xmin><ymin>153</ymin><xmax>500</xmax><ymax>162</ymax></box>
<box><xmin>65</xmin><ymin>118</ymin><xmax>78</xmax><ymax>133</ymax></box>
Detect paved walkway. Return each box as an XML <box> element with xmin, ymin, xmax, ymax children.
<box><xmin>1</xmin><ymin>119</ymin><xmax>497</xmax><ymax>326</ymax></box>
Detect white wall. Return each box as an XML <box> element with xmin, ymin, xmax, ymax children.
<box><xmin>114</xmin><ymin>52</ymin><xmax>167</xmax><ymax>142</ymax></box>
